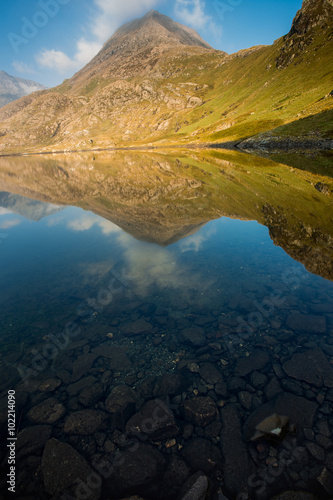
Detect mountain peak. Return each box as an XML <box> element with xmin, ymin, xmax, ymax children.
<box><xmin>107</xmin><ymin>10</ymin><xmax>213</xmax><ymax>50</ymax></box>
<box><xmin>144</xmin><ymin>9</ymin><xmax>159</xmax><ymax>17</ymax></box>
<box><xmin>70</xmin><ymin>10</ymin><xmax>214</xmax><ymax>86</ymax></box>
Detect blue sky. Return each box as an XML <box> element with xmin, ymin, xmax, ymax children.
<box><xmin>0</xmin><ymin>0</ymin><xmax>303</xmax><ymax>87</ymax></box>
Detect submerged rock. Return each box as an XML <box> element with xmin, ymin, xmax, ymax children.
<box><xmin>153</xmin><ymin>372</ymin><xmax>189</xmax><ymax>397</ymax></box>
<box><xmin>181</xmin><ymin>438</ymin><xmax>222</xmax><ymax>473</ymax></box>
<box><xmin>71</xmin><ymin>353</ymin><xmax>98</xmax><ymax>382</ymax></box>
<box><xmin>179</xmin><ymin>471</ymin><xmax>210</xmax><ymax>500</ymax></box>
<box><xmin>182</xmin><ymin>396</ymin><xmax>218</xmax><ymax>426</ymax></box>
<box><xmin>318</xmin><ymin>467</ymin><xmax>333</xmax><ymax>495</ymax></box>
<box><xmin>126</xmin><ymin>398</ymin><xmax>179</xmax><ymax>440</ymax></box>
<box><xmin>105</xmin><ymin>385</ymin><xmax>139</xmax><ymax>428</ymax></box>
<box><xmin>64</xmin><ymin>409</ymin><xmax>108</xmax><ymax>435</ymax></box>
<box><xmin>108</xmin><ymin>443</ymin><xmax>165</xmax><ymax>496</ymax></box>
<box><xmin>235</xmin><ymin>350</ymin><xmax>270</xmax><ymax>377</ymax></box>
<box><xmin>243</xmin><ymin>393</ymin><xmax>318</xmax><ymax>441</ymax></box>
<box><xmin>38</xmin><ymin>378</ymin><xmax>61</xmax><ymax>392</ymax></box>
<box><xmin>16</xmin><ymin>425</ymin><xmax>52</xmax><ymax>459</ymax></box>
<box><xmin>79</xmin><ymin>382</ymin><xmax>104</xmax><ymax>406</ymax></box>
<box><xmin>220</xmin><ymin>404</ymin><xmax>253</xmax><ymax>497</ymax></box>
<box><xmin>42</xmin><ymin>438</ymin><xmax>101</xmax><ymax>499</ymax></box>
<box><xmin>286</xmin><ymin>313</ymin><xmax>326</xmax><ymax>333</ymax></box>
<box><xmin>283</xmin><ymin>348</ymin><xmax>333</xmax><ymax>388</ymax></box>
<box><xmin>250</xmin><ymin>413</ymin><xmax>289</xmax><ymax>441</ymax></box>
<box><xmin>27</xmin><ymin>397</ymin><xmax>66</xmax><ymax>424</ymax></box>
<box><xmin>120</xmin><ymin>318</ymin><xmax>153</xmax><ymax>336</ymax></box>
<box><xmin>270</xmin><ymin>492</ymin><xmax>318</xmax><ymax>500</ymax></box>
<box><xmin>67</xmin><ymin>375</ymin><xmax>97</xmax><ymax>396</ymax></box>
<box><xmin>180</xmin><ymin>327</ymin><xmax>206</xmax><ymax>347</ymax></box>
<box><xmin>199</xmin><ymin>362</ymin><xmax>223</xmax><ymax>384</ymax></box>
<box><xmin>93</xmin><ymin>343</ymin><xmax>132</xmax><ymax>370</ymax></box>
<box><xmin>159</xmin><ymin>455</ymin><xmax>191</xmax><ymax>499</ymax></box>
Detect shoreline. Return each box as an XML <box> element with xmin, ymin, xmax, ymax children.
<box><xmin>0</xmin><ymin>137</ymin><xmax>332</xmax><ymax>158</ymax></box>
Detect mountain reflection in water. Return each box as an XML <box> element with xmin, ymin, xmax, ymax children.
<box><xmin>0</xmin><ymin>149</ymin><xmax>332</xmax><ymax>278</ymax></box>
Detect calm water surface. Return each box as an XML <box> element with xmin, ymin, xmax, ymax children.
<box><xmin>0</xmin><ymin>150</ymin><xmax>333</xmax><ymax>500</ymax></box>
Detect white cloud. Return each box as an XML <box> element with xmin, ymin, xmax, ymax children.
<box><xmin>0</xmin><ymin>208</ymin><xmax>12</xmax><ymax>215</ymax></box>
<box><xmin>36</xmin><ymin>49</ymin><xmax>74</xmax><ymax>73</ymax></box>
<box><xmin>0</xmin><ymin>219</ymin><xmax>21</xmax><ymax>229</ymax></box>
<box><xmin>180</xmin><ymin>225</ymin><xmax>216</xmax><ymax>253</ymax></box>
<box><xmin>36</xmin><ymin>38</ymin><xmax>102</xmax><ymax>74</ymax></box>
<box><xmin>174</xmin><ymin>0</ymin><xmax>220</xmax><ymax>37</ymax></box>
<box><xmin>12</xmin><ymin>61</ymin><xmax>35</xmax><ymax>75</ymax></box>
<box><xmin>67</xmin><ymin>213</ymin><xmax>122</xmax><ymax>235</ymax></box>
<box><xmin>174</xmin><ymin>0</ymin><xmax>208</xmax><ymax>29</ymax></box>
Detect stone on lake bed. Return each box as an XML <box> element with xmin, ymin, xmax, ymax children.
<box><xmin>66</xmin><ymin>375</ymin><xmax>97</xmax><ymax>396</ymax></box>
<box><xmin>105</xmin><ymin>384</ymin><xmax>139</xmax><ymax>428</ymax></box>
<box><xmin>250</xmin><ymin>413</ymin><xmax>289</xmax><ymax>441</ymax></box>
<box><xmin>27</xmin><ymin>397</ymin><xmax>66</xmax><ymax>424</ymax></box>
<box><xmin>118</xmin><ymin>497</ymin><xmax>146</xmax><ymax>500</ymax></box>
<box><xmin>71</xmin><ymin>353</ymin><xmax>99</xmax><ymax>382</ymax></box>
<box><xmin>79</xmin><ymin>382</ymin><xmax>104</xmax><ymax>406</ymax></box>
<box><xmin>270</xmin><ymin>492</ymin><xmax>318</xmax><ymax>500</ymax></box>
<box><xmin>93</xmin><ymin>343</ymin><xmax>132</xmax><ymax>370</ymax></box>
<box><xmin>235</xmin><ymin>350</ymin><xmax>270</xmax><ymax>377</ymax></box>
<box><xmin>283</xmin><ymin>348</ymin><xmax>333</xmax><ymax>388</ymax></box>
<box><xmin>286</xmin><ymin>313</ymin><xmax>326</xmax><ymax>333</ymax></box>
<box><xmin>38</xmin><ymin>378</ymin><xmax>61</xmax><ymax>392</ymax></box>
<box><xmin>120</xmin><ymin>318</ymin><xmax>153</xmax><ymax>336</ymax></box>
<box><xmin>243</xmin><ymin>393</ymin><xmax>318</xmax><ymax>441</ymax></box>
<box><xmin>153</xmin><ymin>372</ymin><xmax>189</xmax><ymax>397</ymax></box>
<box><xmin>180</xmin><ymin>327</ymin><xmax>206</xmax><ymax>347</ymax></box>
<box><xmin>108</xmin><ymin>442</ymin><xmax>165</xmax><ymax>495</ymax></box>
<box><xmin>179</xmin><ymin>471</ymin><xmax>210</xmax><ymax>500</ymax></box>
<box><xmin>199</xmin><ymin>362</ymin><xmax>223</xmax><ymax>384</ymax></box>
<box><xmin>64</xmin><ymin>409</ymin><xmax>108</xmax><ymax>435</ymax></box>
<box><xmin>317</xmin><ymin>467</ymin><xmax>333</xmax><ymax>495</ymax></box>
<box><xmin>16</xmin><ymin>425</ymin><xmax>52</xmax><ymax>458</ymax></box>
<box><xmin>182</xmin><ymin>396</ymin><xmax>218</xmax><ymax>427</ymax></box>
<box><xmin>220</xmin><ymin>404</ymin><xmax>254</xmax><ymax>496</ymax></box>
<box><xmin>181</xmin><ymin>438</ymin><xmax>222</xmax><ymax>473</ymax></box>
<box><xmin>126</xmin><ymin>398</ymin><xmax>179</xmax><ymax>440</ymax></box>
<box><xmin>42</xmin><ymin>438</ymin><xmax>100</xmax><ymax>499</ymax></box>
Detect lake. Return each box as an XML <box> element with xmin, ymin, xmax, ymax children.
<box><xmin>0</xmin><ymin>149</ymin><xmax>333</xmax><ymax>500</ymax></box>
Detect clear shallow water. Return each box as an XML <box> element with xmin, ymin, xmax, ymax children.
<box><xmin>0</xmin><ymin>151</ymin><xmax>333</xmax><ymax>500</ymax></box>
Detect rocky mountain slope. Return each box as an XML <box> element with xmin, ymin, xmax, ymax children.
<box><xmin>0</xmin><ymin>71</ymin><xmax>46</xmax><ymax>108</ymax></box>
<box><xmin>0</xmin><ymin>0</ymin><xmax>332</xmax><ymax>153</ymax></box>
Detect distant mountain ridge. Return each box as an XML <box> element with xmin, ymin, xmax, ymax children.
<box><xmin>0</xmin><ymin>71</ymin><xmax>46</xmax><ymax>108</ymax></box>
<box><xmin>0</xmin><ymin>0</ymin><xmax>332</xmax><ymax>153</ymax></box>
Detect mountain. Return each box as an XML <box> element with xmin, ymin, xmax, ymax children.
<box><xmin>0</xmin><ymin>71</ymin><xmax>46</xmax><ymax>108</ymax></box>
<box><xmin>0</xmin><ymin>1</ymin><xmax>332</xmax><ymax>154</ymax></box>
